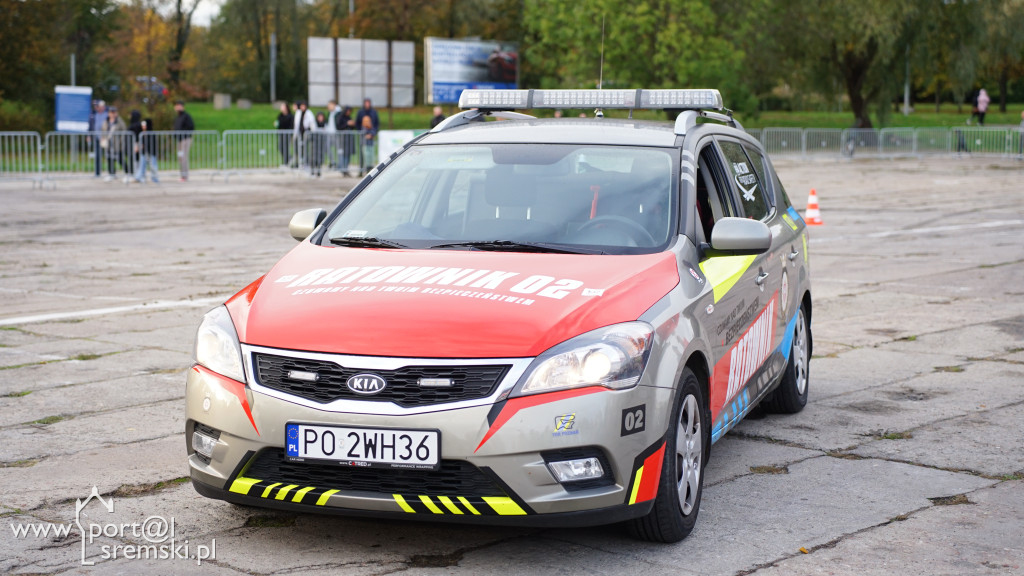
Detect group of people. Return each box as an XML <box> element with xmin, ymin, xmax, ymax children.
<box><xmin>88</xmin><ymin>99</ymin><xmax>194</xmax><ymax>183</ymax></box>
<box><xmin>274</xmin><ymin>98</ymin><xmax>380</xmax><ymax>176</ymax></box>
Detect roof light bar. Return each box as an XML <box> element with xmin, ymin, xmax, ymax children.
<box><xmin>458</xmin><ymin>89</ymin><xmax>723</xmax><ymax>111</ymax></box>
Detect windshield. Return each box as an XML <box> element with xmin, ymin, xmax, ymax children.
<box><xmin>322</xmin><ymin>144</ymin><xmax>677</xmax><ymax>254</ymax></box>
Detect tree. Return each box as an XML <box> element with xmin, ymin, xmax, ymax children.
<box><xmin>167</xmin><ymin>0</ymin><xmax>202</xmax><ymax>88</ymax></box>
<box><xmin>522</xmin><ymin>0</ymin><xmax>755</xmax><ymax>116</ymax></box>
<box><xmin>980</xmin><ymin>0</ymin><xmax>1024</xmax><ymax>112</ymax></box>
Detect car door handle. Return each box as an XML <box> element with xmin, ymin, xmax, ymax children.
<box><xmin>788</xmin><ymin>249</ymin><xmax>800</xmax><ymax>261</ymax></box>
<box><xmin>755</xmin><ymin>271</ymin><xmax>770</xmax><ymax>285</ymax></box>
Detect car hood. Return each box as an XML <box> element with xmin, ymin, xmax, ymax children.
<box><xmin>226</xmin><ymin>242</ymin><xmax>679</xmax><ymax>358</ymax></box>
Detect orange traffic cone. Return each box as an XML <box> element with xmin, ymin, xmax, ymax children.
<box><xmin>804</xmin><ymin>189</ymin><xmax>823</xmax><ymax>226</ymax></box>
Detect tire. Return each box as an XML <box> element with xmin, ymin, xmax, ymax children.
<box><xmin>627</xmin><ymin>368</ymin><xmax>708</xmax><ymax>543</ymax></box>
<box><xmin>763</xmin><ymin>303</ymin><xmax>810</xmax><ymax>414</ymax></box>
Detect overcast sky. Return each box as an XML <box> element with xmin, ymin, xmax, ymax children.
<box><xmin>192</xmin><ymin>0</ymin><xmax>222</xmax><ymax>27</ymax></box>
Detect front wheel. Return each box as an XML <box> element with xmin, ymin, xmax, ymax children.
<box><xmin>627</xmin><ymin>368</ymin><xmax>708</xmax><ymax>543</ymax></box>
<box><xmin>763</xmin><ymin>303</ymin><xmax>810</xmax><ymax>414</ymax></box>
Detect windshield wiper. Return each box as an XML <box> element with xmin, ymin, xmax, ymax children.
<box><xmin>328</xmin><ymin>236</ymin><xmax>406</xmax><ymax>249</ymax></box>
<box><xmin>430</xmin><ymin>240</ymin><xmax>603</xmax><ymax>255</ymax></box>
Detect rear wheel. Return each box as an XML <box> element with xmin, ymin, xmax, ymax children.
<box><xmin>627</xmin><ymin>368</ymin><xmax>707</xmax><ymax>543</ymax></box>
<box><xmin>763</xmin><ymin>304</ymin><xmax>810</xmax><ymax>414</ymax></box>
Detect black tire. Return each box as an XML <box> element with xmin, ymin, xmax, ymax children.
<box><xmin>627</xmin><ymin>368</ymin><xmax>708</xmax><ymax>543</ymax></box>
<box><xmin>763</xmin><ymin>303</ymin><xmax>810</xmax><ymax>414</ymax></box>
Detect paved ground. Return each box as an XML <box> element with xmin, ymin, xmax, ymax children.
<box><xmin>1</xmin><ymin>157</ymin><xmax>1022</xmax><ymax>575</ymax></box>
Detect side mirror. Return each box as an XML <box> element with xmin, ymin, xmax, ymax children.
<box><xmin>709</xmin><ymin>217</ymin><xmax>771</xmax><ymax>255</ymax></box>
<box><xmin>289</xmin><ymin>208</ymin><xmax>327</xmax><ymax>241</ymax></box>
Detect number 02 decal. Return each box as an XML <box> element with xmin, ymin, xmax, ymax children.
<box><xmin>621</xmin><ymin>404</ymin><xmax>646</xmax><ymax>437</ymax></box>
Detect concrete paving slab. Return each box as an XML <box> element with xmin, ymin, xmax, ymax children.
<box><xmin>0</xmin><ymin>348</ymin><xmax>190</xmax><ymax>394</ymax></box>
<box><xmin>736</xmin><ymin>360</ymin><xmax>1024</xmax><ymax>451</ymax></box>
<box><xmin>807</xmin><ymin>347</ymin><xmax>963</xmax><ymax>400</ymax></box>
<box><xmin>753</xmin><ymin>480</ymin><xmax>1024</xmax><ymax>576</ymax></box>
<box><xmin>0</xmin><ymin>435</ymin><xmax>184</xmax><ymax>511</ymax></box>
<box><xmin>2</xmin><ymin>513</ymin><xmax>93</xmax><ymax>575</ymax></box>
<box><xmin>851</xmin><ymin>402</ymin><xmax>1024</xmax><ymax>478</ymax></box>
<box><xmin>883</xmin><ymin>317</ymin><xmax>1024</xmax><ymax>359</ymax></box>
<box><xmin>0</xmin><ymin>399</ymin><xmax>183</xmax><ymax>463</ymax></box>
<box><xmin>706</xmin><ymin>436</ymin><xmax>822</xmax><ymax>486</ymax></box>
<box><xmin>0</xmin><ymin>371</ymin><xmax>184</xmax><ymax>428</ymax></box>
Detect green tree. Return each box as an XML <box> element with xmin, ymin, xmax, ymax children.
<box><xmin>522</xmin><ymin>0</ymin><xmax>755</xmax><ymax>116</ymax></box>
<box><xmin>980</xmin><ymin>0</ymin><xmax>1024</xmax><ymax>112</ymax></box>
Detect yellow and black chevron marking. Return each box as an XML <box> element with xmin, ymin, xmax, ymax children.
<box><xmin>228</xmin><ymin>476</ymin><xmax>527</xmax><ymax>515</ymax></box>
<box><xmin>392</xmin><ymin>494</ymin><xmax>526</xmax><ymax>516</ymax></box>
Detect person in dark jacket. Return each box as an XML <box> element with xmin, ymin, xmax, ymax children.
<box><xmin>134</xmin><ymin>117</ymin><xmax>160</xmax><ymax>183</ymax></box>
<box><xmin>275</xmin><ymin>102</ymin><xmax>294</xmax><ymax>166</ymax></box>
<box><xmin>355</xmin><ymin>99</ymin><xmax>379</xmax><ymax>173</ymax></box>
<box><xmin>127</xmin><ymin>110</ymin><xmax>143</xmax><ymax>177</ymax></box>
<box><xmin>172</xmin><ymin>100</ymin><xmax>195</xmax><ymax>181</ymax></box>
<box><xmin>430</xmin><ymin>106</ymin><xmax>446</xmax><ymax>128</ymax></box>
<box><xmin>336</xmin><ymin>106</ymin><xmax>354</xmax><ymax>172</ymax></box>
<box><xmin>310</xmin><ymin>112</ymin><xmax>327</xmax><ymax>177</ymax></box>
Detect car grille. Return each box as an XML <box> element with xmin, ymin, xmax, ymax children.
<box><xmin>253</xmin><ymin>352</ymin><xmax>510</xmax><ymax>408</ymax></box>
<box><xmin>245</xmin><ymin>448</ymin><xmax>503</xmax><ymax>497</ymax></box>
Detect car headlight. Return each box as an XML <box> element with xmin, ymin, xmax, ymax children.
<box><xmin>194</xmin><ymin>306</ymin><xmax>245</xmax><ymax>382</ymax></box>
<box><xmin>514</xmin><ymin>322</ymin><xmax>654</xmax><ymax>397</ymax></box>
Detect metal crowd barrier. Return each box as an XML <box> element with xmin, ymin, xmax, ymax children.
<box><xmin>0</xmin><ymin>132</ymin><xmax>43</xmax><ymax>184</ymax></box>
<box><xmin>3</xmin><ymin>126</ymin><xmax>1022</xmax><ymax>185</ymax></box>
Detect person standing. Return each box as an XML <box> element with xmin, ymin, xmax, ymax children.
<box><xmin>310</xmin><ymin>112</ymin><xmax>327</xmax><ymax>177</ymax></box>
<box><xmin>292</xmin><ymin>100</ymin><xmax>314</xmax><ymax>169</ymax></box>
<box><xmin>134</xmin><ymin>117</ymin><xmax>160</xmax><ymax>183</ymax></box>
<box><xmin>325</xmin><ymin>100</ymin><xmax>339</xmax><ymax>168</ymax></box>
<box><xmin>101</xmin><ymin>107</ymin><xmax>129</xmax><ymax>182</ymax></box>
<box><xmin>275</xmin><ymin>102</ymin><xmax>294</xmax><ymax>167</ymax></box>
<box><xmin>336</xmin><ymin>105</ymin><xmax>354</xmax><ymax>172</ymax></box>
<box><xmin>89</xmin><ymin>100</ymin><xmax>108</xmax><ymax>178</ymax></box>
<box><xmin>355</xmin><ymin>98</ymin><xmax>379</xmax><ymax>173</ymax></box>
<box><xmin>975</xmin><ymin>89</ymin><xmax>990</xmax><ymax>126</ymax></box>
<box><xmin>127</xmin><ymin>110</ymin><xmax>143</xmax><ymax>178</ymax></box>
<box><xmin>172</xmin><ymin>101</ymin><xmax>195</xmax><ymax>181</ymax></box>
<box><xmin>430</xmin><ymin>106</ymin><xmax>446</xmax><ymax>128</ymax></box>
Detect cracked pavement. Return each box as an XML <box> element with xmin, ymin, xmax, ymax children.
<box><xmin>1</xmin><ymin>158</ymin><xmax>1023</xmax><ymax>575</ymax></box>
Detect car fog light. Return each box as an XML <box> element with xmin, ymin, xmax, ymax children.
<box><xmin>547</xmin><ymin>458</ymin><xmax>605</xmax><ymax>483</ymax></box>
<box><xmin>192</xmin><ymin>431</ymin><xmax>217</xmax><ymax>459</ymax></box>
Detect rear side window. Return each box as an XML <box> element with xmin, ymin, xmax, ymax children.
<box><xmin>719</xmin><ymin>141</ymin><xmax>770</xmax><ymax>221</ymax></box>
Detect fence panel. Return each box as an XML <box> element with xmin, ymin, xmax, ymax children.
<box><xmin>145</xmin><ymin>130</ymin><xmax>221</xmax><ymax>179</ymax></box>
<box><xmin>0</xmin><ymin>132</ymin><xmax>42</xmax><ymax>182</ymax></box>
<box><xmin>951</xmin><ymin>127</ymin><xmax>1016</xmax><ymax>156</ymax></box>
<box><xmin>803</xmin><ymin>129</ymin><xmax>843</xmax><ymax>156</ymax></box>
<box><xmin>221</xmin><ymin>130</ymin><xmax>294</xmax><ymax>174</ymax></box>
<box><xmin>880</xmin><ymin>128</ymin><xmax>916</xmax><ymax>157</ymax></box>
<box><xmin>760</xmin><ymin>128</ymin><xmax>803</xmax><ymax>156</ymax></box>
<box><xmin>44</xmin><ymin>131</ymin><xmax>136</xmax><ymax>181</ymax></box>
<box><xmin>744</xmin><ymin>128</ymin><xmax>762</xmax><ymax>143</ymax></box>
<box><xmin>914</xmin><ymin>128</ymin><xmax>950</xmax><ymax>156</ymax></box>
<box><xmin>841</xmin><ymin>129</ymin><xmax>881</xmax><ymax>156</ymax></box>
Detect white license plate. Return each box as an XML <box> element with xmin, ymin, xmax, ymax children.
<box><xmin>285</xmin><ymin>423</ymin><xmax>440</xmax><ymax>470</ymax></box>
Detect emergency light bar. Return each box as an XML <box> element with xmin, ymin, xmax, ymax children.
<box><xmin>458</xmin><ymin>89</ymin><xmax>723</xmax><ymax>111</ymax></box>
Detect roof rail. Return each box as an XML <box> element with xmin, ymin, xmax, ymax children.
<box><xmin>674</xmin><ymin>109</ymin><xmax>743</xmax><ymax>136</ymax></box>
<box><xmin>430</xmin><ymin>109</ymin><xmax>536</xmax><ymax>133</ymax></box>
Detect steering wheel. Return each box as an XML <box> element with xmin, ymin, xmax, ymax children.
<box><xmin>574</xmin><ymin>215</ymin><xmax>657</xmax><ymax>247</ymax></box>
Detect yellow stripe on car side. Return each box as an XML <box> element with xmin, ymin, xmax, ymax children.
<box><xmin>315</xmin><ymin>489</ymin><xmax>339</xmax><ymax>506</ymax></box>
<box><xmin>438</xmin><ymin>496</ymin><xmax>464</xmax><ymax>515</ymax></box>
<box><xmin>482</xmin><ymin>496</ymin><xmax>526</xmax><ymax>516</ymax></box>
<box><xmin>229</xmin><ymin>476</ymin><xmax>261</xmax><ymax>495</ymax></box>
<box><xmin>419</xmin><ymin>495</ymin><xmax>445</xmax><ymax>514</ymax></box>
<box><xmin>393</xmin><ymin>494</ymin><xmax>416</xmax><ymax>513</ymax></box>
<box><xmin>275</xmin><ymin>484</ymin><xmax>299</xmax><ymax>500</ymax></box>
<box><xmin>291</xmin><ymin>486</ymin><xmax>316</xmax><ymax>502</ymax></box>
<box><xmin>261</xmin><ymin>483</ymin><xmax>282</xmax><ymax>498</ymax></box>
<box><xmin>628</xmin><ymin>467</ymin><xmax>644</xmax><ymax>505</ymax></box>
<box><xmin>699</xmin><ymin>255</ymin><xmax>757</xmax><ymax>303</ymax></box>
<box><xmin>458</xmin><ymin>496</ymin><xmax>481</xmax><ymax>515</ymax></box>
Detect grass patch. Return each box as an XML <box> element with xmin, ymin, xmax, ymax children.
<box><xmin>898</xmin><ymin>335</ymin><xmax>918</xmax><ymax>342</ymax></box>
<box><xmin>929</xmin><ymin>494</ymin><xmax>971</xmax><ymax>506</ymax></box>
<box><xmin>750</xmin><ymin>465</ymin><xmax>789</xmax><ymax>475</ymax></box>
<box><xmin>827</xmin><ymin>452</ymin><xmax>865</xmax><ymax>460</ymax></box>
<box><xmin>934</xmin><ymin>365</ymin><xmax>964</xmax><ymax>373</ymax></box>
<box><xmin>1</xmin><ymin>458</ymin><xmax>39</xmax><ymax>468</ymax></box>
<box><xmin>244</xmin><ymin>514</ymin><xmax>296</xmax><ymax>528</ymax></box>
<box><xmin>0</xmin><ymin>507</ymin><xmax>25</xmax><ymax>518</ymax></box>
<box><xmin>114</xmin><ymin>477</ymin><xmax>190</xmax><ymax>497</ymax></box>
<box><xmin>30</xmin><ymin>415</ymin><xmax>67</xmax><ymax>426</ymax></box>
<box><xmin>0</xmin><ymin>326</ymin><xmax>21</xmax><ymax>331</ymax></box>
<box><xmin>71</xmin><ymin>353</ymin><xmax>103</xmax><ymax>361</ymax></box>
<box><xmin>4</xmin><ymin>390</ymin><xmax>32</xmax><ymax>397</ymax></box>
<box><xmin>879</xmin><ymin>431</ymin><xmax>913</xmax><ymax>440</ymax></box>
<box><xmin>409</xmin><ymin>551</ymin><xmax>464</xmax><ymax>568</ymax></box>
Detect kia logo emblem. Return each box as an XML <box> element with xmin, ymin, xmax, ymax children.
<box><xmin>346</xmin><ymin>373</ymin><xmax>387</xmax><ymax>395</ymax></box>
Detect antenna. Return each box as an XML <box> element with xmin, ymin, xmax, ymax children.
<box><xmin>596</xmin><ymin>15</ymin><xmax>606</xmax><ymax>118</ymax></box>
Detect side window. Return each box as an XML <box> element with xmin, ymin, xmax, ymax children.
<box><xmin>719</xmin><ymin>141</ymin><xmax>769</xmax><ymax>221</ymax></box>
<box><xmin>694</xmin><ymin>145</ymin><xmax>735</xmax><ymax>243</ymax></box>
<box><xmin>742</xmin><ymin>145</ymin><xmax>772</xmax><ymax>201</ymax></box>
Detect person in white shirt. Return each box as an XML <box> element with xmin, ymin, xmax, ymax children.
<box><xmin>292</xmin><ymin>101</ymin><xmax>315</xmax><ymax>167</ymax></box>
